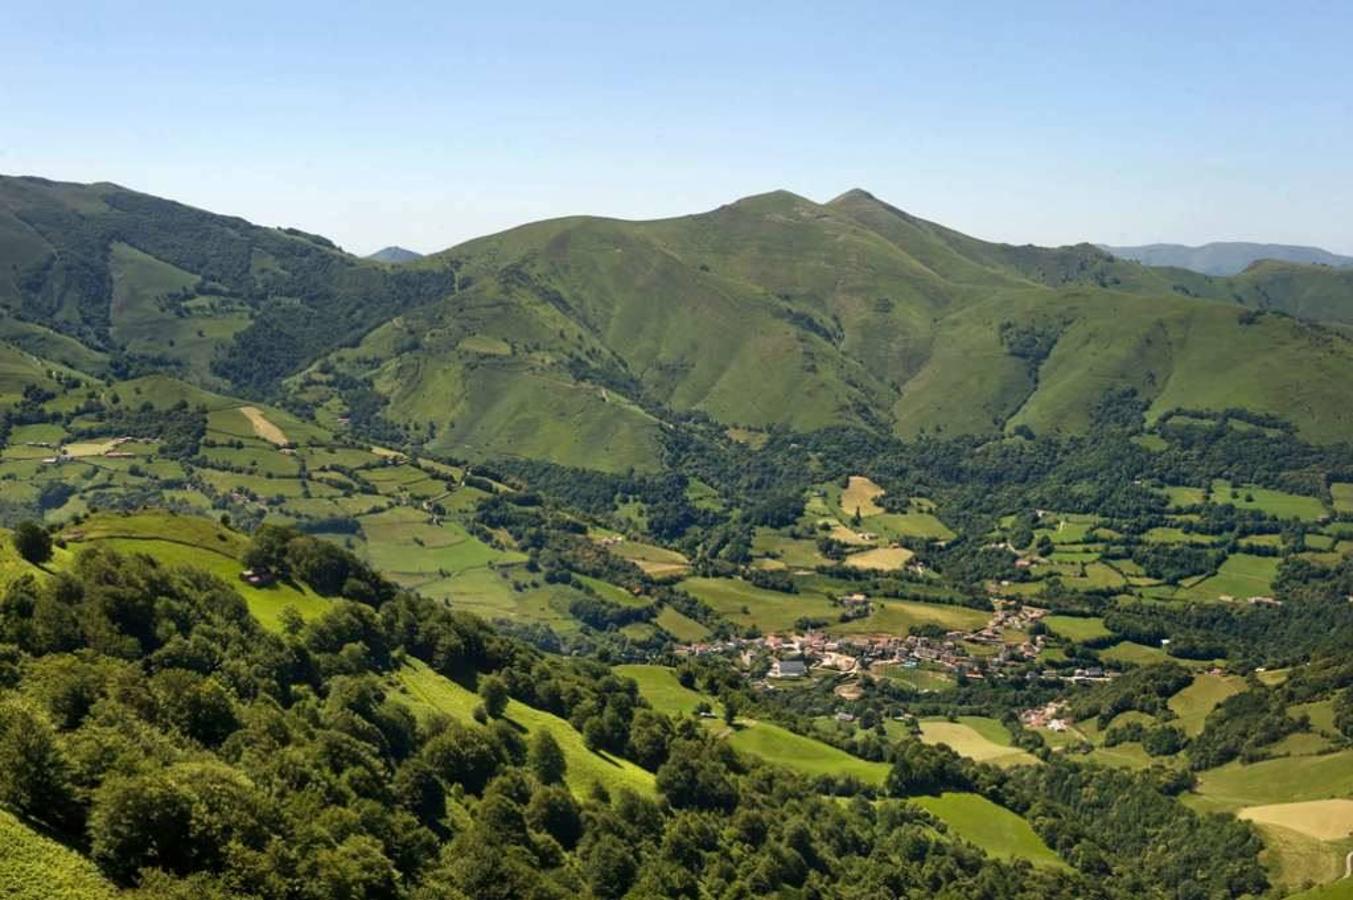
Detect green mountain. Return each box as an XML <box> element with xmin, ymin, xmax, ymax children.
<box><xmin>1104</xmin><ymin>241</ymin><xmax>1353</xmax><ymax>275</ymax></box>
<box><xmin>3</xmin><ymin>175</ymin><xmax>1353</xmax><ymax>472</ymax></box>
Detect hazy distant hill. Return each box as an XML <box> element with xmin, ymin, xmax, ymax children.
<box><xmin>367</xmin><ymin>245</ymin><xmax>423</xmax><ymax>263</ymax></box>
<box><xmin>1104</xmin><ymin>241</ymin><xmax>1353</xmax><ymax>275</ymax></box>
<box><xmin>4</xmin><ymin>174</ymin><xmax>1353</xmax><ymax>470</ymax></box>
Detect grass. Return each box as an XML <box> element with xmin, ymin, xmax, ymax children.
<box><xmin>917</xmin><ymin>717</ymin><xmax>1039</xmax><ymax>768</ymax></box>
<box><xmin>1250</xmin><ymin>823</ymin><xmax>1353</xmax><ymax>895</ymax></box>
<box><xmin>1210</xmin><ymin>480</ymin><xmax>1327</xmax><ymax>521</ymax></box>
<box><xmin>393</xmin><ymin>658</ymin><xmax>655</xmax><ymax>797</ymax></box>
<box><xmin>722</xmin><ymin>718</ymin><xmax>890</xmax><ymax>785</ymax></box>
<box><xmin>609</xmin><ymin>540</ymin><xmax>689</xmax><ymax>577</ymax></box>
<box><xmin>1239</xmin><ymin>800</ymin><xmax>1353</xmax><ymax>842</ymax></box>
<box><xmin>1162</xmin><ymin>485</ymin><xmax>1207</xmax><ymax>508</ymax></box>
<box><xmin>840</xmin><ymin>475</ymin><xmax>887</xmax><ymax>517</ymax></box>
<box><xmin>614</xmin><ymin>664</ymin><xmax>710</xmax><ymax>716</ymax></box>
<box><xmin>59</xmin><ymin>512</ymin><xmax>330</xmax><ymax>630</ymax></box>
<box><xmin>1183</xmin><ymin>553</ymin><xmax>1281</xmax><ymax>600</ymax></box>
<box><xmin>829</xmin><ymin>598</ymin><xmax>989</xmax><ymax>636</ymax></box>
<box><xmin>843</xmin><ymin>546</ymin><xmax>913</xmax><ymax>571</ymax></box>
<box><xmin>868</xmin><ymin>512</ymin><xmax>955</xmax><ymax>541</ymax></box>
<box><xmin>680</xmin><ymin>576</ymin><xmax>837</xmax><ymax>632</ymax></box>
<box><xmin>1287</xmin><ymin>876</ymin><xmax>1353</xmax><ymax>899</ymax></box>
<box><xmin>911</xmin><ymin>793</ymin><xmax>1066</xmax><ymax>869</ymax></box>
<box><xmin>654</xmin><ymin>605</ymin><xmax>709</xmax><ymax>641</ymax></box>
<box><xmin>752</xmin><ymin>528</ymin><xmax>829</xmax><ymax>568</ymax></box>
<box><xmin>880</xmin><ymin>664</ymin><xmax>955</xmax><ymax>692</ymax></box>
<box><xmin>0</xmin><ymin>809</ymin><xmax>119</xmax><ymax>899</ymax></box>
<box><xmin>1189</xmin><ymin>749</ymin><xmax>1353</xmax><ymax>813</ymax></box>
<box><xmin>1332</xmin><ymin>483</ymin><xmax>1353</xmax><ymax>514</ymax></box>
<box><xmin>611</xmin><ymin>666</ymin><xmax>892</xmax><ymax>788</ymax></box>
<box><xmin>1168</xmin><ymin>673</ymin><xmax>1246</xmax><ymax>735</ymax></box>
<box><xmin>1100</xmin><ymin>641</ymin><xmax>1170</xmax><ymax>666</ymax></box>
<box><xmin>239</xmin><ymin>405</ymin><xmax>288</xmax><ymax>444</ymax></box>
<box><xmin>1042</xmin><ymin>615</ymin><xmax>1111</xmax><ymax>642</ymax></box>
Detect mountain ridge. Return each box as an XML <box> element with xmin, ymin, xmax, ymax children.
<box><xmin>1103</xmin><ymin>240</ymin><xmax>1353</xmax><ymax>275</ymax></box>
<box><xmin>3</xmin><ymin>173</ymin><xmax>1353</xmax><ymax>471</ymax></box>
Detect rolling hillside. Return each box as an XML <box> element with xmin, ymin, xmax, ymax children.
<box><xmin>4</xmin><ymin>175</ymin><xmax>1353</xmax><ymax>470</ymax></box>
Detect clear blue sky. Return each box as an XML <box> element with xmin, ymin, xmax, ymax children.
<box><xmin>3</xmin><ymin>1</ymin><xmax>1350</xmax><ymax>255</ymax></box>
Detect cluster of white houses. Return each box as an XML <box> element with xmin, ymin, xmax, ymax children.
<box><xmin>676</xmin><ymin>594</ymin><xmax>1096</xmax><ymax>686</ymax></box>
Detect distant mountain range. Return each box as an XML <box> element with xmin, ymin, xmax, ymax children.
<box><xmin>3</xmin><ymin>175</ymin><xmax>1353</xmax><ymax>471</ymax></box>
<box><xmin>1103</xmin><ymin>241</ymin><xmax>1353</xmax><ymax>276</ymax></box>
<box><xmin>367</xmin><ymin>245</ymin><xmax>423</xmax><ymax>263</ymax></box>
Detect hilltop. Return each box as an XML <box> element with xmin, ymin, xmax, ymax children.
<box><xmin>367</xmin><ymin>245</ymin><xmax>423</xmax><ymax>263</ymax></box>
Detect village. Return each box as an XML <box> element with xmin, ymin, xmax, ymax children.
<box><xmin>676</xmin><ymin>592</ymin><xmax>1116</xmax><ymax>691</ymax></box>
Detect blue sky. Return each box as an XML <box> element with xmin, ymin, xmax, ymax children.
<box><xmin>3</xmin><ymin>1</ymin><xmax>1350</xmax><ymax>254</ymax></box>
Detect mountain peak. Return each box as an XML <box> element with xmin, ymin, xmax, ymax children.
<box><xmin>830</xmin><ymin>187</ymin><xmax>880</xmax><ymax>204</ymax></box>
<box><xmin>367</xmin><ymin>246</ymin><xmax>423</xmax><ymax>264</ymax></box>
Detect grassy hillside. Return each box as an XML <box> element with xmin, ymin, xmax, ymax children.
<box><xmin>4</xmin><ymin>175</ymin><xmax>1353</xmax><ymax>470</ymax></box>
<box><xmin>0</xmin><ymin>809</ymin><xmax>119</xmax><ymax>899</ymax></box>
<box><xmin>392</xmin><ymin>658</ymin><xmax>655</xmax><ymax>797</ymax></box>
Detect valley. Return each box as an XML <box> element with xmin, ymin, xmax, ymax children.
<box><xmin>0</xmin><ymin>175</ymin><xmax>1351</xmax><ymax>899</ymax></box>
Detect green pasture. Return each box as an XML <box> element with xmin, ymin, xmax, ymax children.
<box><xmin>0</xmin><ymin>809</ymin><xmax>119</xmax><ymax>900</ymax></box>
<box><xmin>1042</xmin><ymin>615</ymin><xmax>1111</xmax><ymax>642</ymax></box>
<box><xmin>911</xmin><ymin>793</ymin><xmax>1066</xmax><ymax>869</ymax></box>
<box><xmin>1168</xmin><ymin>673</ymin><xmax>1245</xmax><ymax>735</ymax></box>
<box><xmin>1210</xmin><ymin>480</ymin><xmax>1327</xmax><ymax>521</ymax></box>
<box><xmin>917</xmin><ymin>716</ymin><xmax>1039</xmax><ymax>768</ymax></box>
<box><xmin>614</xmin><ymin>664</ymin><xmax>710</xmax><ymax>717</ymax></box>
<box><xmin>393</xmin><ymin>659</ymin><xmax>654</xmax><ymax>797</ymax></box>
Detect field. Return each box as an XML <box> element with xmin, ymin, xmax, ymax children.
<box><xmin>828</xmin><ymin>598</ymin><xmax>989</xmax><ymax>637</ymax></box>
<box><xmin>58</xmin><ymin>512</ymin><xmax>331</xmax><ymax>630</ymax></box>
<box><xmin>1100</xmin><ymin>641</ymin><xmax>1171</xmax><ymax>666</ymax></box>
<box><xmin>0</xmin><ymin>810</ymin><xmax>119</xmax><ymax>899</ymax></box>
<box><xmin>840</xmin><ymin>475</ymin><xmax>887</xmax><ymax>517</ymax></box>
<box><xmin>843</xmin><ymin>545</ymin><xmax>913</xmax><ymax>571</ymax></box>
<box><xmin>1168</xmin><ymin>673</ymin><xmax>1246</xmax><ymax>735</ymax></box>
<box><xmin>680</xmin><ymin>576</ymin><xmax>836</xmax><ymax>632</ymax></box>
<box><xmin>752</xmin><ymin>528</ymin><xmax>829</xmax><ymax>568</ymax></box>
<box><xmin>239</xmin><ymin>405</ymin><xmax>289</xmax><ymax>444</ymax></box>
<box><xmin>918</xmin><ymin>716</ymin><xmax>1039</xmax><ymax>768</ymax></box>
<box><xmin>1189</xmin><ymin>750</ymin><xmax>1353</xmax><ymax>814</ymax></box>
<box><xmin>1239</xmin><ymin>800</ymin><xmax>1353</xmax><ymax>842</ymax></box>
<box><xmin>609</xmin><ymin>540</ymin><xmax>689</xmax><ymax>577</ymax></box>
<box><xmin>654</xmin><ymin>605</ymin><xmax>709</xmax><ymax>641</ymax></box>
<box><xmin>614</xmin><ymin>664</ymin><xmax>710</xmax><ymax>717</ymax></box>
<box><xmin>1210</xmin><ymin>480</ymin><xmax>1327</xmax><ymax>521</ymax></box>
<box><xmin>615</xmin><ymin>665</ymin><xmax>893</xmax><ymax>785</ymax></box>
<box><xmin>1183</xmin><ymin>553</ymin><xmax>1281</xmax><ymax>600</ymax></box>
<box><xmin>911</xmin><ymin>793</ymin><xmax>1066</xmax><ymax>869</ymax></box>
<box><xmin>393</xmin><ymin>659</ymin><xmax>654</xmax><ymax>797</ymax></box>
<box><xmin>1332</xmin><ymin>483</ymin><xmax>1353</xmax><ymax>514</ymax></box>
<box><xmin>1288</xmin><ymin>878</ymin><xmax>1353</xmax><ymax>900</ymax></box>
<box><xmin>1042</xmin><ymin>615</ymin><xmax>1111</xmax><ymax>642</ymax></box>
<box><xmin>880</xmin><ymin>664</ymin><xmax>955</xmax><ymax>693</ymax></box>
<box><xmin>723</xmin><ymin>718</ymin><xmax>890</xmax><ymax>785</ymax></box>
